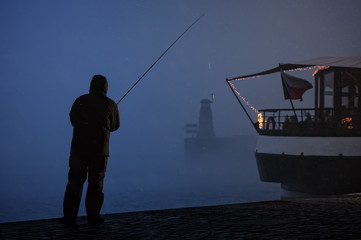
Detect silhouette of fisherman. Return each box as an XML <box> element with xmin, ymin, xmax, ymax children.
<box><xmin>59</xmin><ymin>75</ymin><xmax>120</xmax><ymax>225</ymax></box>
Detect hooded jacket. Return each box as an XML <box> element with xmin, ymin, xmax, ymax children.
<box><xmin>70</xmin><ymin>75</ymin><xmax>120</xmax><ymax>156</ymax></box>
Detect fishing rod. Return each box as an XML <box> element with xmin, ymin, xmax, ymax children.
<box><xmin>117</xmin><ymin>14</ymin><xmax>205</xmax><ymax>105</ymax></box>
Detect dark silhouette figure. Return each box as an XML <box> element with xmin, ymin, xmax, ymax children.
<box><xmin>59</xmin><ymin>75</ymin><xmax>120</xmax><ymax>225</ymax></box>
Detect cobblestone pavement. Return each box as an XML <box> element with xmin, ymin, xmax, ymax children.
<box><xmin>1</xmin><ymin>196</ymin><xmax>361</xmax><ymax>239</ymax></box>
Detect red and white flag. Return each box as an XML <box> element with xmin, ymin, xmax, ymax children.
<box><xmin>281</xmin><ymin>72</ymin><xmax>313</xmax><ymax>101</ymax></box>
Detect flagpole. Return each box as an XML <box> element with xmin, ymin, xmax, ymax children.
<box><xmin>289</xmin><ymin>99</ymin><xmax>298</xmax><ymax>121</ymax></box>
<box><xmin>280</xmin><ymin>65</ymin><xmax>298</xmax><ymax>121</ymax></box>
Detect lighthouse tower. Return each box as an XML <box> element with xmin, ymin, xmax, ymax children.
<box><xmin>184</xmin><ymin>99</ymin><xmax>217</xmax><ymax>155</ymax></box>
<box><xmin>197</xmin><ymin>99</ymin><xmax>216</xmax><ymax>139</ymax></box>
<box><xmin>184</xmin><ymin>98</ymin><xmax>257</xmax><ymax>159</ymax></box>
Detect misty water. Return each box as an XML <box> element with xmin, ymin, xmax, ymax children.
<box><xmin>0</xmin><ymin>148</ymin><xmax>279</xmax><ymax>223</ymax></box>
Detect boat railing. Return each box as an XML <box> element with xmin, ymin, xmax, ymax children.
<box><xmin>257</xmin><ymin>107</ymin><xmax>360</xmax><ymax>136</ymax></box>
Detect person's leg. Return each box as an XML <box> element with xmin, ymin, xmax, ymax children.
<box><xmin>62</xmin><ymin>154</ymin><xmax>87</xmax><ymax>223</ymax></box>
<box><xmin>86</xmin><ymin>155</ymin><xmax>107</xmax><ymax>223</ymax></box>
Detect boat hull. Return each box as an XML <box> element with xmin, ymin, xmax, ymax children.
<box><xmin>255</xmin><ymin>136</ymin><xmax>361</xmax><ymax>195</ymax></box>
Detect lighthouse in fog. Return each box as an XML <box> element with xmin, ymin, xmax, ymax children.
<box><xmin>184</xmin><ymin>98</ymin><xmax>256</xmax><ymax>157</ymax></box>
<box><xmin>184</xmin><ymin>98</ymin><xmax>217</xmax><ymax>155</ymax></box>
<box><xmin>197</xmin><ymin>99</ymin><xmax>216</xmax><ymax>139</ymax></box>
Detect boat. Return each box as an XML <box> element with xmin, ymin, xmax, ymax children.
<box><xmin>226</xmin><ymin>56</ymin><xmax>361</xmax><ymax>197</ymax></box>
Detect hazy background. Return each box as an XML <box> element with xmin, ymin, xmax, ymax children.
<box><xmin>1</xmin><ymin>0</ymin><xmax>361</xmax><ymax>223</ymax></box>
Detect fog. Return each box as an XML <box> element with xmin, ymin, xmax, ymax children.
<box><xmin>1</xmin><ymin>0</ymin><xmax>360</xmax><ymax>222</ymax></box>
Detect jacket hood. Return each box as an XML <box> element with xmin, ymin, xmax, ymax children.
<box><xmin>89</xmin><ymin>75</ymin><xmax>108</xmax><ymax>96</ymax></box>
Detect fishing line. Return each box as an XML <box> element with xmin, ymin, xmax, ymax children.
<box><xmin>117</xmin><ymin>14</ymin><xmax>205</xmax><ymax>105</ymax></box>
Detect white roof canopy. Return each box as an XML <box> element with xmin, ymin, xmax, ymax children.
<box><xmin>292</xmin><ymin>56</ymin><xmax>361</xmax><ymax>69</ymax></box>
<box><xmin>227</xmin><ymin>56</ymin><xmax>361</xmax><ymax>81</ymax></box>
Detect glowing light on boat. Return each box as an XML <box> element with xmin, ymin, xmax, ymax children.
<box><xmin>284</xmin><ymin>65</ymin><xmax>331</xmax><ymax>77</ymax></box>
<box><xmin>312</xmin><ymin>66</ymin><xmax>331</xmax><ymax>76</ymax></box>
<box><xmin>229</xmin><ymin>81</ymin><xmax>264</xmax><ymax>129</ymax></box>
<box><xmin>231</xmin><ymin>74</ymin><xmax>264</xmax><ymax>82</ymax></box>
<box><xmin>228</xmin><ymin>65</ymin><xmax>330</xmax><ymax>130</ymax></box>
<box><xmin>230</xmin><ymin>65</ymin><xmax>331</xmax><ymax>82</ymax></box>
<box><xmin>258</xmin><ymin>113</ymin><xmax>263</xmax><ymax>129</ymax></box>
<box><xmin>341</xmin><ymin>117</ymin><xmax>354</xmax><ymax>129</ymax></box>
<box><xmin>229</xmin><ymin>82</ymin><xmax>259</xmax><ymax>114</ymax></box>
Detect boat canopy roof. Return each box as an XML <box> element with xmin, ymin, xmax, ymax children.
<box><xmin>227</xmin><ymin>56</ymin><xmax>361</xmax><ymax>81</ymax></box>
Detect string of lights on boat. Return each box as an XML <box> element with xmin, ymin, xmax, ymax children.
<box><xmin>228</xmin><ymin>65</ymin><xmax>331</xmax><ymax>128</ymax></box>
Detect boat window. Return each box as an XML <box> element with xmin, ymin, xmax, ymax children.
<box><xmin>342</xmin><ymin>95</ymin><xmax>349</xmax><ymax>108</ymax></box>
<box><xmin>341</xmin><ymin>71</ymin><xmax>360</xmax><ymax>108</ymax></box>
<box><xmin>324</xmin><ymin>72</ymin><xmax>334</xmax><ymax>108</ymax></box>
